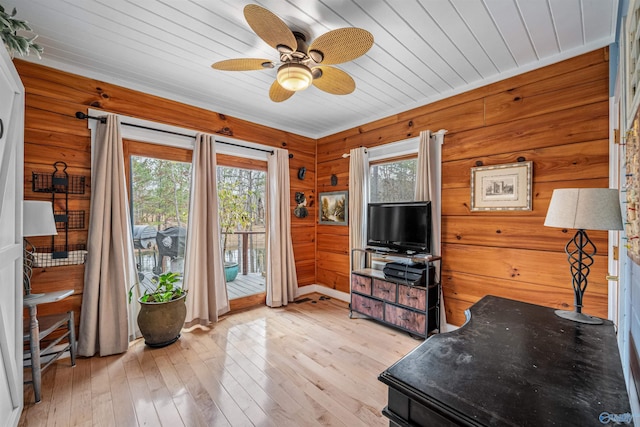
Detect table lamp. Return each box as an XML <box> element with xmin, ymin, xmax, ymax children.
<box><xmin>23</xmin><ymin>200</ymin><xmax>58</xmax><ymax>299</ymax></box>
<box><xmin>544</xmin><ymin>188</ymin><xmax>623</xmax><ymax>324</ymax></box>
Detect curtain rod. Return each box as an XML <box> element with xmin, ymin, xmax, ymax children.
<box><xmin>74</xmin><ymin>112</ymin><xmax>292</xmax><ymax>158</ymax></box>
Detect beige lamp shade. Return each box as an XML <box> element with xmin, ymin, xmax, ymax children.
<box><xmin>544</xmin><ymin>188</ymin><xmax>623</xmax><ymax>231</ymax></box>
<box><xmin>23</xmin><ymin>200</ymin><xmax>58</xmax><ymax>237</ymax></box>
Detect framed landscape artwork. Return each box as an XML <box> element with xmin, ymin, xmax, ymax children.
<box><xmin>319</xmin><ymin>191</ymin><xmax>348</xmax><ymax>225</ymax></box>
<box><xmin>470</xmin><ymin>161</ymin><xmax>533</xmax><ymax>211</ymax></box>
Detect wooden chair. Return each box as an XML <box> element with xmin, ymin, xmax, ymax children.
<box><xmin>23</xmin><ymin>291</ymin><xmax>76</xmax><ymax>403</ymax></box>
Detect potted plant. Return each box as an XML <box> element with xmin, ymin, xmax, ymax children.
<box><xmin>0</xmin><ymin>5</ymin><xmax>43</xmax><ymax>58</ymax></box>
<box><xmin>218</xmin><ymin>181</ymin><xmax>252</xmax><ymax>282</ymax></box>
<box><xmin>131</xmin><ymin>271</ymin><xmax>187</xmax><ymax>348</ymax></box>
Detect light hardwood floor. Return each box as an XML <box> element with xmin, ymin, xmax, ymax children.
<box><xmin>19</xmin><ymin>296</ymin><xmax>420</xmax><ymax>426</ymax></box>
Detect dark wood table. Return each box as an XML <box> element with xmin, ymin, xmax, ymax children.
<box><xmin>379</xmin><ymin>295</ymin><xmax>632</xmax><ymax>426</ymax></box>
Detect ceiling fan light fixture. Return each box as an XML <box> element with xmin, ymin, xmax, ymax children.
<box><xmin>277</xmin><ymin>63</ymin><xmax>313</xmax><ymax>91</ymax></box>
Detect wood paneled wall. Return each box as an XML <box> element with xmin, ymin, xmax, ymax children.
<box><xmin>15</xmin><ymin>60</ymin><xmax>317</xmax><ymax>324</ymax></box>
<box><xmin>317</xmin><ymin>49</ymin><xmax>611</xmax><ymax>326</ymax></box>
<box><xmin>17</xmin><ymin>48</ymin><xmax>611</xmax><ymax>329</ymax></box>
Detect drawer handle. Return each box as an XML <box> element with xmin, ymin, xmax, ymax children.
<box><xmin>363</xmin><ymin>304</ymin><xmax>370</xmax><ymax>309</ymax></box>
<box><xmin>399</xmin><ymin>316</ymin><xmax>410</xmax><ymax>321</ymax></box>
<box><xmin>381</xmin><ymin>289</ymin><xmax>390</xmax><ymax>293</ymax></box>
<box><xmin>405</xmin><ymin>293</ymin><xmax>417</xmax><ymax>299</ymax></box>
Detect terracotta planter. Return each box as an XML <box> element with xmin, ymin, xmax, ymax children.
<box><xmin>137</xmin><ymin>294</ymin><xmax>186</xmax><ymax>348</ymax></box>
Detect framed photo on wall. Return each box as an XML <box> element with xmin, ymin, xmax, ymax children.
<box><xmin>470</xmin><ymin>161</ymin><xmax>533</xmax><ymax>211</ymax></box>
<box><xmin>319</xmin><ymin>191</ymin><xmax>348</xmax><ymax>225</ymax></box>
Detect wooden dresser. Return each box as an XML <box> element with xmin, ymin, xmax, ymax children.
<box><xmin>379</xmin><ymin>296</ymin><xmax>632</xmax><ymax>426</ymax></box>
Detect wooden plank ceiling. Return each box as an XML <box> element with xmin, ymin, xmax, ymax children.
<box><xmin>8</xmin><ymin>0</ymin><xmax>618</xmax><ymax>138</ymax></box>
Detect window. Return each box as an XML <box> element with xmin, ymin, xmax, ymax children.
<box><xmin>217</xmin><ymin>165</ymin><xmax>266</xmax><ymax>300</ymax></box>
<box><xmin>126</xmin><ymin>141</ymin><xmax>192</xmax><ymax>293</ymax></box>
<box><xmin>369</xmin><ymin>157</ymin><xmax>417</xmax><ymax>203</ymax></box>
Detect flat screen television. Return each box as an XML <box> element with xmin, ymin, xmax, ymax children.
<box><xmin>367</xmin><ymin>201</ymin><xmax>432</xmax><ymax>254</ymax></box>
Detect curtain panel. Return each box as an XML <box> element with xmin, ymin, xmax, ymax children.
<box><xmin>183</xmin><ymin>133</ymin><xmax>229</xmax><ymax>327</ymax></box>
<box><xmin>349</xmin><ymin>147</ymin><xmax>370</xmax><ymax>270</ymax></box>
<box><xmin>415</xmin><ymin>129</ymin><xmax>447</xmax><ymax>331</ymax></box>
<box><xmin>265</xmin><ymin>148</ymin><xmax>297</xmax><ymax>307</ymax></box>
<box><xmin>78</xmin><ymin>114</ymin><xmax>137</xmax><ymax>357</ymax></box>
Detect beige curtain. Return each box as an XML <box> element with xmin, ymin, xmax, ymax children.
<box><xmin>349</xmin><ymin>147</ymin><xmax>369</xmax><ymax>270</ymax></box>
<box><xmin>415</xmin><ymin>130</ymin><xmax>447</xmax><ymax>331</ymax></box>
<box><xmin>415</xmin><ymin>130</ymin><xmax>431</xmax><ymax>200</ymax></box>
<box><xmin>183</xmin><ymin>133</ymin><xmax>229</xmax><ymax>327</ymax></box>
<box><xmin>78</xmin><ymin>115</ymin><xmax>136</xmax><ymax>357</ymax></box>
<box><xmin>265</xmin><ymin>148</ymin><xmax>297</xmax><ymax>307</ymax></box>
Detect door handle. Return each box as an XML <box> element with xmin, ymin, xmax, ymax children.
<box><xmin>606</xmin><ymin>275</ymin><xmax>618</xmax><ymax>281</ymax></box>
<box><xmin>0</xmin><ymin>118</ymin><xmax>3</xmax><ymax>139</ymax></box>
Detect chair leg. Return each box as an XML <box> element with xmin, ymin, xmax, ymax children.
<box><xmin>28</xmin><ymin>308</ymin><xmax>41</xmax><ymax>404</ymax></box>
<box><xmin>68</xmin><ymin>311</ymin><xmax>76</xmax><ymax>367</ymax></box>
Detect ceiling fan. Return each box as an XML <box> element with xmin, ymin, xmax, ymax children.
<box><xmin>211</xmin><ymin>4</ymin><xmax>374</xmax><ymax>102</ymax></box>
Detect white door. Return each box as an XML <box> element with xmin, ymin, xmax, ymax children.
<box><xmin>0</xmin><ymin>46</ymin><xmax>25</xmax><ymax>426</ymax></box>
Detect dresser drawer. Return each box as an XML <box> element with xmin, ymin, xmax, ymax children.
<box><xmin>373</xmin><ymin>279</ymin><xmax>397</xmax><ymax>302</ymax></box>
<box><xmin>385</xmin><ymin>305</ymin><xmax>426</xmax><ymax>336</ymax></box>
<box><xmin>352</xmin><ymin>293</ymin><xmax>384</xmax><ymax>320</ymax></box>
<box><xmin>351</xmin><ymin>274</ymin><xmax>372</xmax><ymax>295</ymax></box>
<box><xmin>398</xmin><ymin>284</ymin><xmax>426</xmax><ymax>311</ymax></box>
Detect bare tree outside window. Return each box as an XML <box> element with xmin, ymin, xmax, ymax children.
<box><xmin>369</xmin><ymin>158</ymin><xmax>417</xmax><ymax>203</ymax></box>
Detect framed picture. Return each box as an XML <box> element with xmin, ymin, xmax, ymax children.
<box><xmin>319</xmin><ymin>191</ymin><xmax>348</xmax><ymax>225</ymax></box>
<box><xmin>470</xmin><ymin>161</ymin><xmax>533</xmax><ymax>211</ymax></box>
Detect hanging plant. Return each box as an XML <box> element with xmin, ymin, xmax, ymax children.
<box><xmin>0</xmin><ymin>5</ymin><xmax>42</xmax><ymax>58</ymax></box>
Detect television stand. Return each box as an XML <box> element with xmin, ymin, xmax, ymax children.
<box><xmin>365</xmin><ymin>246</ymin><xmax>397</xmax><ymax>254</ymax></box>
<box><xmin>349</xmin><ymin>248</ymin><xmax>441</xmax><ymax>338</ymax></box>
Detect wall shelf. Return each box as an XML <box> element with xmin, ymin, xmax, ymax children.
<box><xmin>31</xmin><ymin>161</ymin><xmax>87</xmax><ymax>267</ymax></box>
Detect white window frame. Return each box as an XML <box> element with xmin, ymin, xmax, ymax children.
<box><xmin>368</xmin><ymin>137</ymin><xmax>419</xmax><ymax>162</ymax></box>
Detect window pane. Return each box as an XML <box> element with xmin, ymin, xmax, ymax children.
<box><xmin>130</xmin><ymin>156</ymin><xmax>191</xmax><ymax>293</ymax></box>
<box><xmin>217</xmin><ymin>166</ymin><xmax>267</xmax><ymax>300</ymax></box>
<box><xmin>369</xmin><ymin>158</ymin><xmax>417</xmax><ymax>203</ymax></box>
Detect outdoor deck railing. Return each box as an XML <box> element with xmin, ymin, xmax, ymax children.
<box><xmin>222</xmin><ymin>231</ymin><xmax>265</xmax><ymax>275</ymax></box>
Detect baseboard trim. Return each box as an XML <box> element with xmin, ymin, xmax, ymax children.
<box><xmin>296</xmin><ymin>284</ymin><xmax>350</xmax><ymax>303</ymax></box>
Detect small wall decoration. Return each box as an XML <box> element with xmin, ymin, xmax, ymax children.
<box><xmin>294</xmin><ymin>192</ymin><xmax>308</xmax><ymax>218</ymax></box>
<box><xmin>470</xmin><ymin>161</ymin><xmax>533</xmax><ymax>211</ymax></box>
<box><xmin>319</xmin><ymin>191</ymin><xmax>348</xmax><ymax>225</ymax></box>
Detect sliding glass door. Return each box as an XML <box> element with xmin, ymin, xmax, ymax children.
<box><xmin>125</xmin><ymin>141</ymin><xmax>192</xmax><ymax>293</ymax></box>
<box><xmin>125</xmin><ymin>141</ymin><xmax>268</xmax><ymax>311</ymax></box>
<box><xmin>217</xmin><ymin>154</ymin><xmax>267</xmax><ymax>311</ymax></box>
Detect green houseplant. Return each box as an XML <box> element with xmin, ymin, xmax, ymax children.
<box><xmin>218</xmin><ymin>182</ymin><xmax>253</xmax><ymax>282</ymax></box>
<box><xmin>131</xmin><ymin>272</ymin><xmax>187</xmax><ymax>347</ymax></box>
<box><xmin>0</xmin><ymin>5</ymin><xmax>43</xmax><ymax>58</ymax></box>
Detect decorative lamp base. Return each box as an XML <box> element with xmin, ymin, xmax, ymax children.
<box><xmin>555</xmin><ymin>309</ymin><xmax>603</xmax><ymax>325</ymax></box>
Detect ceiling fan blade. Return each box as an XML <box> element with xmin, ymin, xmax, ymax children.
<box><xmin>269</xmin><ymin>80</ymin><xmax>295</xmax><ymax>102</ymax></box>
<box><xmin>312</xmin><ymin>66</ymin><xmax>355</xmax><ymax>95</ymax></box>
<box><xmin>308</xmin><ymin>28</ymin><xmax>373</xmax><ymax>65</ymax></box>
<box><xmin>244</xmin><ymin>4</ymin><xmax>297</xmax><ymax>52</ymax></box>
<box><xmin>212</xmin><ymin>58</ymin><xmax>274</xmax><ymax>71</ymax></box>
